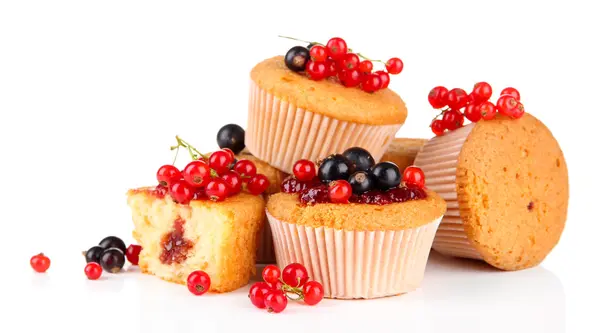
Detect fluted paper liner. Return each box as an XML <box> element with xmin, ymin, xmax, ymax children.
<box><xmin>247</xmin><ymin>81</ymin><xmax>402</xmax><ymax>174</ymax></box>
<box><xmin>413</xmin><ymin>124</ymin><xmax>483</xmax><ymax>260</ymax></box>
<box><xmin>266</xmin><ymin>210</ymin><xmax>442</xmax><ymax>299</ymax></box>
<box><xmin>256</xmin><ymin>221</ymin><xmax>276</xmax><ymax>264</ymax></box>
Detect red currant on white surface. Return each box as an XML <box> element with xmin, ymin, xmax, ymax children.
<box><xmin>187</xmin><ymin>270</ymin><xmax>211</xmax><ymax>296</ymax></box>
<box><xmin>30</xmin><ymin>253</ymin><xmax>51</xmax><ymax>273</ymax></box>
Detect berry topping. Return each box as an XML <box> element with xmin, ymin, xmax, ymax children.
<box><xmin>30</xmin><ymin>253</ymin><xmax>50</xmax><ymax>273</ymax></box>
<box><xmin>156</xmin><ymin>165</ymin><xmax>181</xmax><ymax>187</ymax></box>
<box><xmin>247</xmin><ymin>174</ymin><xmax>270</xmax><ymax>195</ymax></box>
<box><xmin>221</xmin><ymin>171</ymin><xmax>242</xmax><ymax>195</ymax></box>
<box><xmin>402</xmin><ymin>166</ymin><xmax>426</xmax><ymax>188</ymax></box>
<box><xmin>328</xmin><ymin>180</ymin><xmax>353</xmax><ymax>204</ymax></box>
<box><xmin>361</xmin><ymin>73</ymin><xmax>382</xmax><ymax>93</ymax></box>
<box><xmin>375</xmin><ymin>70</ymin><xmax>390</xmax><ymax>89</ymax></box>
<box><xmin>431</xmin><ymin>119</ymin><xmax>446</xmax><ymax>136</ymax></box>
<box><xmin>385</xmin><ymin>57</ymin><xmax>404</xmax><ymax>74</ymax></box>
<box><xmin>293</xmin><ymin>159</ymin><xmax>317</xmax><ymax>181</ymax></box>
<box><xmin>282</xmin><ymin>263</ymin><xmax>309</xmax><ymax>288</ymax></box>
<box><xmin>303</xmin><ymin>281</ymin><xmax>325</xmax><ymax>306</ymax></box>
<box><xmin>479</xmin><ymin>101</ymin><xmax>497</xmax><ymax>120</ymax></box>
<box><xmin>216</xmin><ymin>124</ymin><xmax>246</xmax><ymax>154</ymax></box>
<box><xmin>472</xmin><ymin>82</ymin><xmax>493</xmax><ymax>103</ymax></box>
<box><xmin>309</xmin><ymin>45</ymin><xmax>327</xmax><ymax>62</ymax></box>
<box><xmin>205</xmin><ymin>178</ymin><xmax>229</xmax><ymax>201</ymax></box>
<box><xmin>182</xmin><ymin>160</ymin><xmax>211</xmax><ymax>188</ymax></box>
<box><xmin>318</xmin><ymin>154</ymin><xmax>352</xmax><ymax>183</ymax></box>
<box><xmin>325</xmin><ymin>37</ymin><xmax>348</xmax><ymax>60</ymax></box>
<box><xmin>281</xmin><ymin>176</ymin><xmax>319</xmax><ymax>193</ymax></box>
<box><xmin>324</xmin><ymin>59</ymin><xmax>338</xmax><ymax>77</ymax></box>
<box><xmin>209</xmin><ymin>150</ymin><xmax>234</xmax><ymax>175</ymax></box>
<box><xmin>446</xmin><ymin>88</ymin><xmax>468</xmax><ymax>110</ymax></box>
<box><xmin>371</xmin><ymin>162</ymin><xmax>401</xmax><ymax>191</ymax></box>
<box><xmin>84</xmin><ymin>246</ymin><xmax>104</xmax><ymax>264</ymax></box>
<box><xmin>299</xmin><ymin>185</ymin><xmax>329</xmax><ymax>204</ymax></box>
<box><xmin>340</xmin><ymin>53</ymin><xmax>360</xmax><ymax>70</ymax></box>
<box><xmin>496</xmin><ymin>95</ymin><xmax>519</xmax><ymax>117</ymax></box>
<box><xmin>512</xmin><ymin>102</ymin><xmax>525</xmax><ymax>119</ymax></box>
<box><xmin>500</xmin><ymin>87</ymin><xmax>521</xmax><ymax>101</ymax></box>
<box><xmin>249</xmin><ymin>282</ymin><xmax>272</xmax><ymax>309</ymax></box>
<box><xmin>355</xmin><ymin>190</ymin><xmax>392</xmax><ymax>205</ymax></box>
<box><xmin>187</xmin><ymin>270</ymin><xmax>211</xmax><ymax>296</ymax></box>
<box><xmin>264</xmin><ymin>290</ymin><xmax>288</xmax><ymax>313</ymax></box>
<box><xmin>84</xmin><ymin>262</ymin><xmax>102</xmax><ymax>280</ymax></box>
<box><xmin>387</xmin><ymin>186</ymin><xmax>427</xmax><ymax>202</ymax></box>
<box><xmin>358</xmin><ymin>60</ymin><xmax>373</xmax><ymax>73</ymax></box>
<box><xmin>98</xmin><ymin>236</ymin><xmax>127</xmax><ymax>253</ymax></box>
<box><xmin>464</xmin><ymin>103</ymin><xmax>482</xmax><ymax>122</ymax></box>
<box><xmin>342</xmin><ymin>147</ymin><xmax>375</xmax><ymax>172</ymax></box>
<box><xmin>442</xmin><ymin>110</ymin><xmax>464</xmax><ymax>130</ymax></box>
<box><xmin>348</xmin><ymin>171</ymin><xmax>375</xmax><ymax>195</ymax></box>
<box><xmin>233</xmin><ymin>159</ymin><xmax>257</xmax><ymax>180</ymax></box>
<box><xmin>262</xmin><ymin>265</ymin><xmax>281</xmax><ymax>285</ymax></box>
<box><xmin>339</xmin><ymin>68</ymin><xmax>363</xmax><ymax>87</ymax></box>
<box><xmin>306</xmin><ymin>60</ymin><xmax>327</xmax><ymax>81</ymax></box>
<box><xmin>169</xmin><ymin>180</ymin><xmax>194</xmax><ymax>204</ymax></box>
<box><xmin>428</xmin><ymin>86</ymin><xmax>449</xmax><ymax>109</ymax></box>
<box><xmin>284</xmin><ymin>46</ymin><xmax>310</xmax><ymax>72</ymax></box>
<box><xmin>125</xmin><ymin>244</ymin><xmax>142</xmax><ymax>265</ymax></box>
<box><xmin>100</xmin><ymin>248</ymin><xmax>125</xmax><ymax>273</ymax></box>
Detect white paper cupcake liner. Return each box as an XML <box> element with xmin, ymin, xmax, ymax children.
<box><xmin>246</xmin><ymin>81</ymin><xmax>402</xmax><ymax>174</ymax></box>
<box><xmin>256</xmin><ymin>221</ymin><xmax>276</xmax><ymax>264</ymax></box>
<box><xmin>266</xmin><ymin>210</ymin><xmax>442</xmax><ymax>299</ymax></box>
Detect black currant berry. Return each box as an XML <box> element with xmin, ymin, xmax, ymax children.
<box><xmin>216</xmin><ymin>124</ymin><xmax>245</xmax><ymax>154</ymax></box>
<box><xmin>100</xmin><ymin>248</ymin><xmax>126</xmax><ymax>273</ymax></box>
<box><xmin>84</xmin><ymin>246</ymin><xmax>104</xmax><ymax>264</ymax></box>
<box><xmin>318</xmin><ymin>154</ymin><xmax>352</xmax><ymax>183</ymax></box>
<box><xmin>371</xmin><ymin>162</ymin><xmax>401</xmax><ymax>190</ymax></box>
<box><xmin>348</xmin><ymin>171</ymin><xmax>375</xmax><ymax>195</ymax></box>
<box><xmin>285</xmin><ymin>46</ymin><xmax>310</xmax><ymax>72</ymax></box>
<box><xmin>98</xmin><ymin>236</ymin><xmax>127</xmax><ymax>253</ymax></box>
<box><xmin>342</xmin><ymin>147</ymin><xmax>375</xmax><ymax>172</ymax></box>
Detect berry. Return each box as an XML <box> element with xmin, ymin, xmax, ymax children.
<box><xmin>403</xmin><ymin>166</ymin><xmax>426</xmax><ymax>188</ymax></box>
<box><xmin>328</xmin><ymin>180</ymin><xmax>352</xmax><ymax>203</ymax></box>
<box><xmin>98</xmin><ymin>236</ymin><xmax>127</xmax><ymax>253</ymax></box>
<box><xmin>479</xmin><ymin>101</ymin><xmax>497</xmax><ymax>120</ymax></box>
<box><xmin>182</xmin><ymin>160</ymin><xmax>211</xmax><ymax>188</ymax></box>
<box><xmin>282</xmin><ymin>263</ymin><xmax>309</xmax><ymax>288</ymax></box>
<box><xmin>358</xmin><ymin>60</ymin><xmax>373</xmax><ymax>73</ymax></box>
<box><xmin>442</xmin><ymin>110</ymin><xmax>464</xmax><ymax>130</ymax></box>
<box><xmin>209</xmin><ymin>150</ymin><xmax>234</xmax><ymax>174</ymax></box>
<box><xmin>496</xmin><ymin>95</ymin><xmax>519</xmax><ymax>116</ymax></box>
<box><xmin>306</xmin><ymin>60</ymin><xmax>327</xmax><ymax>81</ymax></box>
<box><xmin>339</xmin><ymin>69</ymin><xmax>362</xmax><ymax>87</ymax></box>
<box><xmin>339</xmin><ymin>53</ymin><xmax>360</xmax><ymax>70</ymax></box>
<box><xmin>205</xmin><ymin>178</ymin><xmax>229</xmax><ymax>201</ymax></box>
<box><xmin>222</xmin><ymin>148</ymin><xmax>235</xmax><ymax>161</ymax></box>
<box><xmin>84</xmin><ymin>262</ymin><xmax>102</xmax><ymax>280</ymax></box>
<box><xmin>187</xmin><ymin>270</ymin><xmax>211</xmax><ymax>296</ymax></box>
<box><xmin>249</xmin><ymin>282</ymin><xmax>271</xmax><ymax>309</ymax></box>
<box><xmin>512</xmin><ymin>102</ymin><xmax>525</xmax><ymax>119</ymax></box>
<box><xmin>464</xmin><ymin>103</ymin><xmax>482</xmax><ymax>122</ymax></box>
<box><xmin>264</xmin><ymin>290</ymin><xmax>288</xmax><ymax>313</ymax></box>
<box><xmin>375</xmin><ymin>71</ymin><xmax>390</xmax><ymax>89</ymax></box>
<box><xmin>30</xmin><ymin>253</ymin><xmax>50</xmax><ymax>273</ymax></box>
<box><xmin>324</xmin><ymin>59</ymin><xmax>338</xmax><ymax>77</ymax></box>
<box><xmin>247</xmin><ymin>174</ymin><xmax>270</xmax><ymax>195</ymax></box>
<box><xmin>268</xmin><ymin>280</ymin><xmax>283</xmax><ymax>290</ymax></box>
<box><xmin>318</xmin><ymin>154</ymin><xmax>352</xmax><ymax>183</ymax></box>
<box><xmin>355</xmin><ymin>190</ymin><xmax>392</xmax><ymax>205</ymax></box>
<box><xmin>348</xmin><ymin>171</ymin><xmax>375</xmax><ymax>195</ymax></box>
<box><xmin>385</xmin><ymin>57</ymin><xmax>403</xmax><ymax>74</ymax></box>
<box><xmin>342</xmin><ymin>147</ymin><xmax>375</xmax><ymax>172</ymax></box>
<box><xmin>284</xmin><ymin>46</ymin><xmax>310</xmax><ymax>72</ymax></box>
<box><xmin>472</xmin><ymin>82</ymin><xmax>493</xmax><ymax>103</ymax></box>
<box><xmin>467</xmin><ymin>93</ymin><xmax>476</xmax><ymax>105</ymax></box>
<box><xmin>233</xmin><ymin>159</ymin><xmax>257</xmax><ymax>179</ymax></box>
<box><xmin>293</xmin><ymin>159</ymin><xmax>317</xmax><ymax>181</ymax></box>
<box><xmin>500</xmin><ymin>87</ymin><xmax>521</xmax><ymax>101</ymax></box>
<box><xmin>387</xmin><ymin>186</ymin><xmax>427</xmax><ymax>203</ymax></box>
<box><xmin>299</xmin><ymin>184</ymin><xmax>329</xmax><ymax>204</ymax></box>
<box><xmin>371</xmin><ymin>162</ymin><xmax>401</xmax><ymax>190</ymax></box>
<box><xmin>446</xmin><ymin>88</ymin><xmax>468</xmax><ymax>109</ymax></box>
<box><xmin>303</xmin><ymin>281</ymin><xmax>324</xmax><ymax>305</ymax></box>
<box><xmin>428</xmin><ymin>86</ymin><xmax>449</xmax><ymax>109</ymax></box>
<box><xmin>125</xmin><ymin>244</ymin><xmax>142</xmax><ymax>265</ymax></box>
<box><xmin>281</xmin><ymin>176</ymin><xmax>320</xmax><ymax>193</ymax></box>
<box><xmin>309</xmin><ymin>45</ymin><xmax>327</xmax><ymax>62</ymax></box>
<box><xmin>362</xmin><ymin>74</ymin><xmax>382</xmax><ymax>93</ymax></box>
<box><xmin>84</xmin><ymin>246</ymin><xmax>104</xmax><ymax>264</ymax></box>
<box><xmin>217</xmin><ymin>124</ymin><xmax>245</xmax><ymax>154</ymax></box>
<box><xmin>100</xmin><ymin>248</ymin><xmax>125</xmax><ymax>273</ymax></box>
<box><xmin>262</xmin><ymin>265</ymin><xmax>281</xmax><ymax>285</ymax></box>
<box><xmin>431</xmin><ymin>119</ymin><xmax>446</xmax><ymax>136</ymax></box>
<box><xmin>221</xmin><ymin>171</ymin><xmax>242</xmax><ymax>195</ymax></box>
<box><xmin>325</xmin><ymin>37</ymin><xmax>348</xmax><ymax>61</ymax></box>
<box><xmin>169</xmin><ymin>180</ymin><xmax>194</xmax><ymax>204</ymax></box>
<box><xmin>156</xmin><ymin>165</ymin><xmax>181</xmax><ymax>187</ymax></box>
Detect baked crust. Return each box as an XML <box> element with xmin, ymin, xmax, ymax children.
<box><xmin>380</xmin><ymin>138</ymin><xmax>427</xmax><ymax>170</ymax></box>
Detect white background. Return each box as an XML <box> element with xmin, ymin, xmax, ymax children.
<box><xmin>1</xmin><ymin>1</ymin><xmax>598</xmax><ymax>332</ymax></box>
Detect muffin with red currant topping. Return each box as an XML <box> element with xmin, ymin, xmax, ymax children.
<box><xmin>380</xmin><ymin>138</ymin><xmax>428</xmax><ymax>172</ymax></box>
<box><xmin>246</xmin><ymin>37</ymin><xmax>408</xmax><ymax>174</ymax></box>
<box><xmin>266</xmin><ymin>148</ymin><xmax>446</xmax><ymax>299</ymax></box>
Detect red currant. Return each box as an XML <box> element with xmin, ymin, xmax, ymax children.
<box><xmin>431</xmin><ymin>119</ymin><xmax>446</xmax><ymax>136</ymax></box>
<box><xmin>385</xmin><ymin>57</ymin><xmax>404</xmax><ymax>74</ymax></box>
<box><xmin>233</xmin><ymin>159</ymin><xmax>257</xmax><ymax>180</ymax></box>
<box><xmin>222</xmin><ymin>148</ymin><xmax>235</xmax><ymax>161</ymax></box>
<box><xmin>362</xmin><ymin>73</ymin><xmax>382</xmax><ymax>93</ymax></box>
<box><xmin>182</xmin><ymin>160</ymin><xmax>211</xmax><ymax>188</ymax></box>
<box><xmin>325</xmin><ymin>37</ymin><xmax>348</xmax><ymax>61</ymax></box>
<box><xmin>467</xmin><ymin>93</ymin><xmax>476</xmax><ymax>105</ymax></box>
<box><xmin>293</xmin><ymin>159</ymin><xmax>317</xmax><ymax>181</ymax></box>
<box><xmin>156</xmin><ymin>165</ymin><xmax>181</xmax><ymax>187</ymax></box>
<box><xmin>247</xmin><ymin>174</ymin><xmax>270</xmax><ymax>195</ymax></box>
<box><xmin>464</xmin><ymin>103</ymin><xmax>482</xmax><ymax>122</ymax></box>
<box><xmin>496</xmin><ymin>95</ymin><xmax>519</xmax><ymax>116</ymax></box>
<box><xmin>249</xmin><ymin>282</ymin><xmax>271</xmax><ymax>309</ymax></box>
<box><xmin>282</xmin><ymin>263</ymin><xmax>309</xmax><ymax>287</ymax></box>
<box><xmin>84</xmin><ymin>262</ymin><xmax>102</xmax><ymax>280</ymax></box>
<box><xmin>375</xmin><ymin>71</ymin><xmax>390</xmax><ymax>89</ymax></box>
<box><xmin>262</xmin><ymin>265</ymin><xmax>281</xmax><ymax>285</ymax></box>
<box><xmin>264</xmin><ymin>290</ymin><xmax>288</xmax><ymax>313</ymax></box>
<box><xmin>472</xmin><ymin>82</ymin><xmax>493</xmax><ymax>103</ymax></box>
<box><xmin>30</xmin><ymin>253</ymin><xmax>50</xmax><ymax>273</ymax></box>
<box><xmin>205</xmin><ymin>178</ymin><xmax>229</xmax><ymax>201</ymax></box>
<box><xmin>339</xmin><ymin>53</ymin><xmax>359</xmax><ymax>70</ymax></box>
<box><xmin>221</xmin><ymin>171</ymin><xmax>242</xmax><ymax>195</ymax></box>
<box><xmin>442</xmin><ymin>110</ymin><xmax>464</xmax><ymax>130</ymax></box>
<box><xmin>125</xmin><ymin>244</ymin><xmax>142</xmax><ymax>265</ymax></box>
<box><xmin>209</xmin><ymin>150</ymin><xmax>234</xmax><ymax>175</ymax></box>
<box><xmin>187</xmin><ymin>270</ymin><xmax>211</xmax><ymax>296</ymax></box>
<box><xmin>303</xmin><ymin>281</ymin><xmax>324</xmax><ymax>306</ymax></box>
<box><xmin>428</xmin><ymin>86</ymin><xmax>449</xmax><ymax>109</ymax></box>
<box><xmin>446</xmin><ymin>88</ymin><xmax>468</xmax><ymax>110</ymax></box>
<box><xmin>169</xmin><ymin>180</ymin><xmax>194</xmax><ymax>204</ymax></box>
<box><xmin>403</xmin><ymin>166</ymin><xmax>426</xmax><ymax>188</ymax></box>
<box><xmin>268</xmin><ymin>280</ymin><xmax>283</xmax><ymax>290</ymax></box>
<box><xmin>512</xmin><ymin>102</ymin><xmax>525</xmax><ymax>119</ymax></box>
<box><xmin>358</xmin><ymin>60</ymin><xmax>373</xmax><ymax>73</ymax></box>
<box><xmin>309</xmin><ymin>45</ymin><xmax>327</xmax><ymax>62</ymax></box>
<box><xmin>479</xmin><ymin>101</ymin><xmax>497</xmax><ymax>120</ymax></box>
<box><xmin>324</xmin><ymin>59</ymin><xmax>338</xmax><ymax>77</ymax></box>
<box><xmin>328</xmin><ymin>180</ymin><xmax>352</xmax><ymax>203</ymax></box>
<box><xmin>306</xmin><ymin>60</ymin><xmax>327</xmax><ymax>81</ymax></box>
<box><xmin>500</xmin><ymin>87</ymin><xmax>520</xmax><ymax>101</ymax></box>
<box><xmin>339</xmin><ymin>69</ymin><xmax>362</xmax><ymax>87</ymax></box>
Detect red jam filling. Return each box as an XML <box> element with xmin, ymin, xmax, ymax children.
<box><xmin>281</xmin><ymin>176</ymin><xmax>321</xmax><ymax>194</ymax></box>
<box><xmin>160</xmin><ymin>217</ymin><xmax>194</xmax><ymax>265</ymax></box>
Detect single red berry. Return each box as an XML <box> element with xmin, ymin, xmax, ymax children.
<box><xmin>182</xmin><ymin>160</ymin><xmax>211</xmax><ymax>188</ymax></box>
<box><xmin>358</xmin><ymin>60</ymin><xmax>373</xmax><ymax>73</ymax></box>
<box><xmin>249</xmin><ymin>282</ymin><xmax>271</xmax><ymax>309</ymax></box>
<box><xmin>362</xmin><ymin>73</ymin><xmax>382</xmax><ymax>93</ymax></box>
<box><xmin>328</xmin><ymin>180</ymin><xmax>352</xmax><ymax>203</ymax></box>
<box><xmin>324</xmin><ymin>59</ymin><xmax>338</xmax><ymax>77</ymax></box>
<box><xmin>30</xmin><ymin>253</ymin><xmax>50</xmax><ymax>273</ymax></box>
<box><xmin>247</xmin><ymin>174</ymin><xmax>270</xmax><ymax>195</ymax></box>
<box><xmin>403</xmin><ymin>166</ymin><xmax>426</xmax><ymax>188</ymax></box>
<box><xmin>309</xmin><ymin>45</ymin><xmax>327</xmax><ymax>62</ymax></box>
<box><xmin>125</xmin><ymin>244</ymin><xmax>142</xmax><ymax>265</ymax></box>
<box><xmin>375</xmin><ymin>71</ymin><xmax>390</xmax><ymax>89</ymax></box>
<box><xmin>464</xmin><ymin>103</ymin><xmax>482</xmax><ymax>122</ymax></box>
<box><xmin>293</xmin><ymin>159</ymin><xmax>317</xmax><ymax>181</ymax></box>
<box><xmin>156</xmin><ymin>165</ymin><xmax>181</xmax><ymax>187</ymax></box>
<box><xmin>222</xmin><ymin>148</ymin><xmax>235</xmax><ymax>161</ymax></box>
<box><xmin>205</xmin><ymin>178</ymin><xmax>229</xmax><ymax>201</ymax></box>
<box><xmin>338</xmin><ymin>68</ymin><xmax>362</xmax><ymax>87</ymax></box>
<box><xmin>339</xmin><ymin>53</ymin><xmax>360</xmax><ymax>70</ymax></box>
<box><xmin>84</xmin><ymin>262</ymin><xmax>102</xmax><ymax>280</ymax></box>
<box><xmin>187</xmin><ymin>270</ymin><xmax>211</xmax><ymax>296</ymax></box>
<box><xmin>325</xmin><ymin>37</ymin><xmax>348</xmax><ymax>61</ymax></box>
<box><xmin>221</xmin><ymin>171</ymin><xmax>242</xmax><ymax>195</ymax></box>
<box><xmin>479</xmin><ymin>101</ymin><xmax>497</xmax><ymax>120</ymax></box>
<box><xmin>512</xmin><ymin>102</ymin><xmax>525</xmax><ymax>119</ymax></box>
<box><xmin>305</xmin><ymin>60</ymin><xmax>327</xmax><ymax>81</ymax></box>
<box><xmin>262</xmin><ymin>265</ymin><xmax>281</xmax><ymax>285</ymax></box>
<box><xmin>233</xmin><ymin>159</ymin><xmax>257</xmax><ymax>181</ymax></box>
<box><xmin>209</xmin><ymin>150</ymin><xmax>234</xmax><ymax>174</ymax></box>
<box><xmin>428</xmin><ymin>86</ymin><xmax>449</xmax><ymax>109</ymax></box>
<box><xmin>385</xmin><ymin>57</ymin><xmax>403</xmax><ymax>74</ymax></box>
<box><xmin>442</xmin><ymin>110</ymin><xmax>464</xmax><ymax>130</ymax></box>
<box><xmin>446</xmin><ymin>88</ymin><xmax>468</xmax><ymax>110</ymax></box>
<box><xmin>472</xmin><ymin>82</ymin><xmax>493</xmax><ymax>103</ymax></box>
<box><xmin>303</xmin><ymin>281</ymin><xmax>324</xmax><ymax>306</ymax></box>
<box><xmin>264</xmin><ymin>290</ymin><xmax>288</xmax><ymax>313</ymax></box>
<box><xmin>431</xmin><ymin>119</ymin><xmax>446</xmax><ymax>136</ymax></box>
<box><xmin>500</xmin><ymin>87</ymin><xmax>521</xmax><ymax>101</ymax></box>
<box><xmin>496</xmin><ymin>95</ymin><xmax>519</xmax><ymax>116</ymax></box>
<box><xmin>169</xmin><ymin>180</ymin><xmax>194</xmax><ymax>204</ymax></box>
<box><xmin>282</xmin><ymin>263</ymin><xmax>309</xmax><ymax>287</ymax></box>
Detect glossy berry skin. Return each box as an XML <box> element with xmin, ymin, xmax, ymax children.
<box><xmin>375</xmin><ymin>71</ymin><xmax>390</xmax><ymax>89</ymax></box>
<box><xmin>170</xmin><ymin>180</ymin><xmax>194</xmax><ymax>204</ymax></box>
<box><xmin>442</xmin><ymin>110</ymin><xmax>464</xmax><ymax>130</ymax></box>
<box><xmin>339</xmin><ymin>69</ymin><xmax>362</xmax><ymax>87</ymax></box>
<box><xmin>217</xmin><ymin>124</ymin><xmax>245</xmax><ymax>154</ymax></box>
<box><xmin>85</xmin><ymin>246</ymin><xmax>104</xmax><ymax>264</ymax></box>
<box><xmin>428</xmin><ymin>86</ymin><xmax>449</xmax><ymax>109</ymax></box>
<box><xmin>30</xmin><ymin>253</ymin><xmax>50</xmax><ymax>273</ymax></box>
<box><xmin>293</xmin><ymin>159</ymin><xmax>317</xmax><ymax>181</ymax></box>
<box><xmin>264</xmin><ymin>290</ymin><xmax>288</xmax><ymax>313</ymax></box>
<box><xmin>247</xmin><ymin>174</ymin><xmax>270</xmax><ymax>195</ymax></box>
<box><xmin>125</xmin><ymin>244</ymin><xmax>142</xmax><ymax>265</ymax></box>
<box><xmin>446</xmin><ymin>88</ymin><xmax>468</xmax><ymax>110</ymax></box>
<box><xmin>100</xmin><ymin>248</ymin><xmax>125</xmax><ymax>273</ymax></box>
<box><xmin>500</xmin><ymin>87</ymin><xmax>521</xmax><ymax>101</ymax></box>
<box><xmin>221</xmin><ymin>171</ymin><xmax>242</xmax><ymax>195</ymax></box>
<box><xmin>222</xmin><ymin>148</ymin><xmax>235</xmax><ymax>161</ymax></box>
<box><xmin>403</xmin><ymin>166</ymin><xmax>426</xmax><ymax>188</ymax></box>
<box><xmin>282</xmin><ymin>263</ymin><xmax>309</xmax><ymax>287</ymax></box>
<box><xmin>249</xmin><ymin>282</ymin><xmax>271</xmax><ymax>309</ymax></box>
<box><xmin>268</xmin><ymin>280</ymin><xmax>283</xmax><ymax>290</ymax></box>
<box><xmin>209</xmin><ymin>150</ymin><xmax>234</xmax><ymax>175</ymax></box>
<box><xmin>339</xmin><ymin>53</ymin><xmax>360</xmax><ymax>70</ymax></box>
<box><xmin>262</xmin><ymin>265</ymin><xmax>281</xmax><ymax>285</ymax></box>
<box><xmin>187</xmin><ymin>270</ymin><xmax>211</xmax><ymax>296</ymax></box>
<box><xmin>479</xmin><ymin>101</ymin><xmax>497</xmax><ymax>120</ymax></box>
<box><xmin>303</xmin><ymin>281</ymin><xmax>324</xmax><ymax>305</ymax></box>
<box><xmin>371</xmin><ymin>162</ymin><xmax>401</xmax><ymax>190</ymax></box>
<box><xmin>464</xmin><ymin>103</ymin><xmax>482</xmax><ymax>122</ymax></box>
<box><xmin>309</xmin><ymin>45</ymin><xmax>327</xmax><ymax>62</ymax></box>
<box><xmin>512</xmin><ymin>102</ymin><xmax>525</xmax><ymax>119</ymax></box>
<box><xmin>358</xmin><ymin>60</ymin><xmax>373</xmax><ymax>73</ymax></box>
<box><xmin>362</xmin><ymin>74</ymin><xmax>382</xmax><ymax>93</ymax></box>
<box><xmin>329</xmin><ymin>180</ymin><xmax>353</xmax><ymax>203</ymax></box>
<box><xmin>233</xmin><ymin>159</ymin><xmax>257</xmax><ymax>180</ymax></box>
<box><xmin>182</xmin><ymin>160</ymin><xmax>211</xmax><ymax>188</ymax></box>
<box><xmin>324</xmin><ymin>59</ymin><xmax>338</xmax><ymax>77</ymax></box>
<box><xmin>431</xmin><ymin>119</ymin><xmax>446</xmax><ymax>136</ymax></box>
<box><xmin>98</xmin><ymin>236</ymin><xmax>127</xmax><ymax>253</ymax></box>
<box><xmin>496</xmin><ymin>95</ymin><xmax>519</xmax><ymax>116</ymax></box>
<box><xmin>325</xmin><ymin>37</ymin><xmax>348</xmax><ymax>60</ymax></box>
<box><xmin>318</xmin><ymin>154</ymin><xmax>352</xmax><ymax>183</ymax></box>
<box><xmin>348</xmin><ymin>171</ymin><xmax>375</xmax><ymax>195</ymax></box>
<box><xmin>299</xmin><ymin>185</ymin><xmax>329</xmax><ymax>205</ymax></box>
<box><xmin>84</xmin><ymin>262</ymin><xmax>102</xmax><ymax>280</ymax></box>
<box><xmin>342</xmin><ymin>147</ymin><xmax>375</xmax><ymax>172</ymax></box>
<box><xmin>472</xmin><ymin>82</ymin><xmax>493</xmax><ymax>103</ymax></box>
<box><xmin>306</xmin><ymin>60</ymin><xmax>327</xmax><ymax>81</ymax></box>
<box><xmin>156</xmin><ymin>165</ymin><xmax>181</xmax><ymax>187</ymax></box>
<box><xmin>284</xmin><ymin>46</ymin><xmax>310</xmax><ymax>72</ymax></box>
<box><xmin>205</xmin><ymin>178</ymin><xmax>229</xmax><ymax>201</ymax></box>
<box><xmin>385</xmin><ymin>57</ymin><xmax>404</xmax><ymax>74</ymax></box>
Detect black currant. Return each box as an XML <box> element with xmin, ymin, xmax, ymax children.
<box><xmin>285</xmin><ymin>46</ymin><xmax>310</xmax><ymax>72</ymax></box>
<box><xmin>98</xmin><ymin>236</ymin><xmax>127</xmax><ymax>253</ymax></box>
<box><xmin>318</xmin><ymin>154</ymin><xmax>352</xmax><ymax>183</ymax></box>
<box><xmin>348</xmin><ymin>171</ymin><xmax>375</xmax><ymax>195</ymax></box>
<box><xmin>342</xmin><ymin>147</ymin><xmax>375</xmax><ymax>172</ymax></box>
<box><xmin>216</xmin><ymin>124</ymin><xmax>245</xmax><ymax>154</ymax></box>
<box><xmin>371</xmin><ymin>162</ymin><xmax>401</xmax><ymax>190</ymax></box>
<box><xmin>84</xmin><ymin>246</ymin><xmax>104</xmax><ymax>264</ymax></box>
<box><xmin>100</xmin><ymin>248</ymin><xmax>126</xmax><ymax>273</ymax></box>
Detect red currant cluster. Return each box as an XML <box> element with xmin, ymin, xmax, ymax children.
<box><xmin>156</xmin><ymin>136</ymin><xmax>270</xmax><ymax>204</ymax></box>
<box><xmin>249</xmin><ymin>263</ymin><xmax>324</xmax><ymax>313</ymax></box>
<box><xmin>282</xmin><ymin>35</ymin><xmax>403</xmax><ymax>93</ymax></box>
<box><xmin>428</xmin><ymin>83</ymin><xmax>525</xmax><ymax>136</ymax></box>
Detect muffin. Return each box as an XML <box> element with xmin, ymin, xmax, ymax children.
<box><xmin>246</xmin><ymin>56</ymin><xmax>407</xmax><ymax>174</ymax></box>
<box><xmin>414</xmin><ymin>114</ymin><xmax>568</xmax><ymax>270</ymax></box>
<box><xmin>380</xmin><ymin>138</ymin><xmax>427</xmax><ymax>171</ymax></box>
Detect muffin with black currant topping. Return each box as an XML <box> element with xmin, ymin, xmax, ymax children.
<box><xmin>266</xmin><ymin>147</ymin><xmax>446</xmax><ymax>299</ymax></box>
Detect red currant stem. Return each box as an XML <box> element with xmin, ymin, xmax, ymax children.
<box><xmin>356</xmin><ymin>53</ymin><xmax>385</xmax><ymax>64</ymax></box>
<box><xmin>277</xmin><ymin>35</ymin><xmax>322</xmax><ymax>46</ymax></box>
<box><xmin>281</xmin><ymin>284</ymin><xmax>304</xmax><ymax>301</ymax></box>
<box><xmin>172</xmin><ymin>146</ymin><xmax>180</xmax><ymax>165</ymax></box>
<box><xmin>173</xmin><ymin>136</ymin><xmax>209</xmax><ymax>160</ymax></box>
<box><xmin>210</xmin><ymin>169</ymin><xmax>219</xmax><ymax>178</ymax></box>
